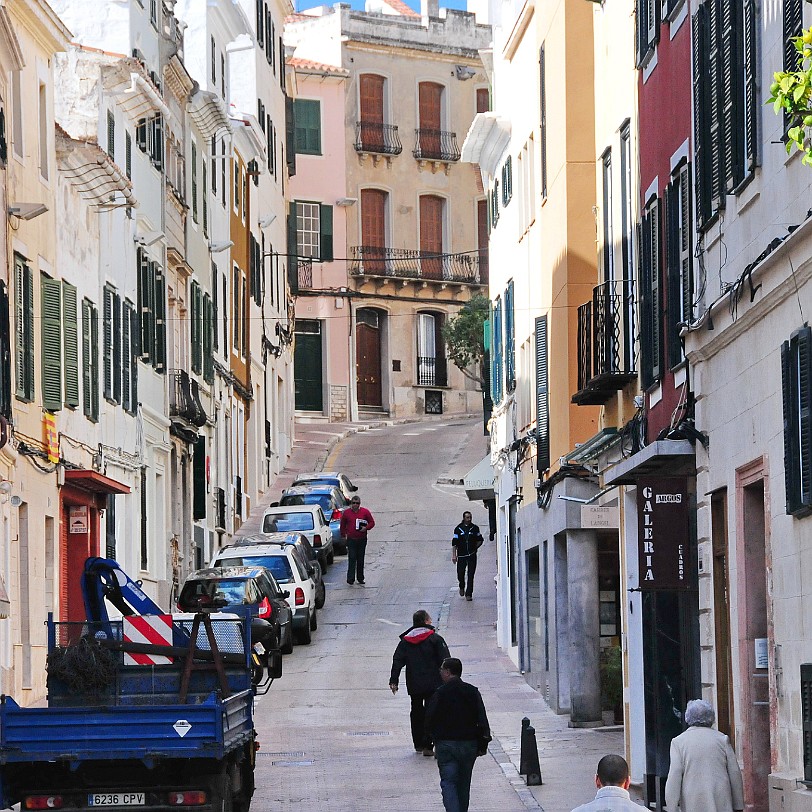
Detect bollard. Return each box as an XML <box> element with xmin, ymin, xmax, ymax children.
<box><xmin>519</xmin><ymin>719</ymin><xmax>543</xmax><ymax>786</ymax></box>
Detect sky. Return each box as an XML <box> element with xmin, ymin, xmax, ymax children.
<box><xmin>294</xmin><ymin>0</ymin><xmax>469</xmax><ymax>12</ymax></box>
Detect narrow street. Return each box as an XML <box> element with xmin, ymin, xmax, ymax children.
<box><xmin>250</xmin><ymin>417</ymin><xmax>626</xmax><ymax>811</ymax></box>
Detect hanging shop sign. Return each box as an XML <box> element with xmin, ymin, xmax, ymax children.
<box><xmin>637</xmin><ymin>478</ymin><xmax>690</xmax><ymax>590</ymax></box>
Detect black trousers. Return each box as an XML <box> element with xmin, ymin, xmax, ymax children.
<box><xmin>409</xmin><ymin>690</ymin><xmax>435</xmax><ymax>748</ymax></box>
<box><xmin>346</xmin><ymin>538</ymin><xmax>367</xmax><ymax>583</ymax></box>
<box><xmin>456</xmin><ymin>554</ymin><xmax>477</xmax><ymax>597</ymax></box>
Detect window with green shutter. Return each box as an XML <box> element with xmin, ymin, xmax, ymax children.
<box><xmin>137</xmin><ymin>250</ymin><xmax>165</xmax><ymax>373</ymax></box>
<box><xmin>203</xmin><ymin>293</ymin><xmax>214</xmax><ymax>383</ymax></box>
<box><xmin>103</xmin><ymin>284</ymin><xmax>122</xmax><ymax>405</ymax></box>
<box><xmin>62</xmin><ymin>281</ymin><xmax>79</xmax><ymax>408</ymax></box>
<box><xmin>294</xmin><ymin>99</ymin><xmax>321</xmax><ymax>155</ymax></box>
<box><xmin>191</xmin><ymin>280</ymin><xmax>202</xmax><ymax>374</ymax></box>
<box><xmin>191</xmin><ymin>141</ymin><xmax>198</xmax><ymax>223</ymax></box>
<box><xmin>107</xmin><ymin>110</ymin><xmax>115</xmax><ymax>160</ymax></box>
<box><xmin>782</xmin><ymin>327</ymin><xmax>812</xmax><ymax>516</ymax></box>
<box><xmin>82</xmin><ymin>299</ymin><xmax>99</xmax><ymax>421</ymax></box>
<box><xmin>41</xmin><ymin>274</ymin><xmax>63</xmax><ymax>411</ymax></box>
<box><xmin>14</xmin><ymin>255</ymin><xmax>34</xmax><ymax>401</ymax></box>
<box><xmin>193</xmin><ymin>436</ymin><xmax>207</xmax><ymax>520</ymax></box>
<box><xmin>535</xmin><ymin>315</ymin><xmax>549</xmax><ymax>471</ymax></box>
<box><xmin>0</xmin><ymin>280</ymin><xmax>12</xmax><ymax>419</ymax></box>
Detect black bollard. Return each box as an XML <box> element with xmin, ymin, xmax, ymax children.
<box><xmin>520</xmin><ymin>722</ymin><xmax>543</xmax><ymax>786</ymax></box>
<box><xmin>519</xmin><ymin>717</ymin><xmax>531</xmax><ymax>774</ymax></box>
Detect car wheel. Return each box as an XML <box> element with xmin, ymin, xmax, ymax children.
<box><xmin>297</xmin><ymin>614</ymin><xmax>313</xmax><ymax>645</ymax></box>
<box><xmin>310</xmin><ymin>607</ymin><xmax>318</xmax><ymax>631</ymax></box>
<box><xmin>281</xmin><ymin>627</ymin><xmax>293</xmax><ymax>655</ymax></box>
<box><xmin>315</xmin><ymin>581</ymin><xmax>326</xmax><ymax>610</ymax></box>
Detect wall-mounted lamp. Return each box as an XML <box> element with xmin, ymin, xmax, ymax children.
<box><xmin>8</xmin><ymin>203</ymin><xmax>48</xmax><ymax>221</ymax></box>
<box><xmin>335</xmin><ymin>197</ymin><xmax>357</xmax><ymax>207</ymax></box>
<box><xmin>0</xmin><ymin>481</ymin><xmax>12</xmax><ymax>495</ymax></box>
<box><xmin>454</xmin><ymin>65</ymin><xmax>477</xmax><ymax>81</ymax></box>
<box><xmin>209</xmin><ymin>240</ymin><xmax>234</xmax><ymax>254</ymax></box>
<box><xmin>134</xmin><ymin>231</ymin><xmax>163</xmax><ymax>247</ymax></box>
<box><xmin>258</xmin><ymin>214</ymin><xmax>277</xmax><ymax>228</ymax></box>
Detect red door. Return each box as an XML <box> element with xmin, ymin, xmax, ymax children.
<box><xmin>356</xmin><ymin>315</ymin><xmax>382</xmax><ymax>407</ymax></box>
<box><xmin>361</xmin><ymin>189</ymin><xmax>387</xmax><ymax>273</ymax></box>
<box><xmin>420</xmin><ymin>195</ymin><xmax>444</xmax><ymax>280</ymax></box>
<box><xmin>418</xmin><ymin>82</ymin><xmax>443</xmax><ymax>158</ymax></box>
<box><xmin>477</xmin><ymin>199</ymin><xmax>489</xmax><ymax>284</ymax></box>
<box><xmin>360</xmin><ymin>74</ymin><xmax>385</xmax><ymax>151</ymax></box>
<box><xmin>60</xmin><ymin>495</ymin><xmax>100</xmax><ymax>623</ymax></box>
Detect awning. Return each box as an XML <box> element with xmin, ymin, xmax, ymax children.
<box><xmin>602</xmin><ymin>440</ymin><xmax>696</xmax><ymax>486</ymax></box>
<box><xmin>0</xmin><ymin>574</ymin><xmax>10</xmax><ymax>619</ymax></box>
<box><xmin>63</xmin><ymin>470</ymin><xmax>131</xmax><ymax>495</ymax></box>
<box><xmin>463</xmin><ymin>456</ymin><xmax>495</xmax><ymax>501</ymax></box>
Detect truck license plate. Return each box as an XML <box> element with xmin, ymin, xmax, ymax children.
<box><xmin>89</xmin><ymin>793</ymin><xmax>145</xmax><ymax>806</ymax></box>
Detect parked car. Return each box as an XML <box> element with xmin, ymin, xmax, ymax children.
<box><xmin>291</xmin><ymin>471</ymin><xmax>358</xmax><ymax>501</ymax></box>
<box><xmin>229</xmin><ymin>531</ymin><xmax>326</xmax><ymax>609</ymax></box>
<box><xmin>260</xmin><ymin>505</ymin><xmax>334</xmax><ymax>567</ymax></box>
<box><xmin>176</xmin><ymin>565</ymin><xmax>294</xmax><ymax>658</ymax></box>
<box><xmin>276</xmin><ymin>485</ymin><xmax>351</xmax><ymax>554</ymax></box>
<box><xmin>212</xmin><ymin>543</ymin><xmax>319</xmax><ymax>645</ymax></box>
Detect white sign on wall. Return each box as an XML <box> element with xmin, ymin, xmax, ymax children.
<box><xmin>581</xmin><ymin>505</ymin><xmax>619</xmax><ymax>529</ymax></box>
<box><xmin>69</xmin><ymin>505</ymin><xmax>89</xmax><ymax>534</ymax></box>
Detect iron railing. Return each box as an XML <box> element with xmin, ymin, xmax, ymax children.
<box><xmin>349</xmin><ymin>246</ymin><xmax>481</xmax><ymax>285</ymax></box>
<box><xmin>354</xmin><ymin>122</ymin><xmax>403</xmax><ymax>155</ymax></box>
<box><xmin>574</xmin><ymin>279</ymin><xmax>636</xmax><ymax>404</ymax></box>
<box><xmin>297</xmin><ymin>259</ymin><xmax>313</xmax><ymax>290</ymax></box>
<box><xmin>413</xmin><ymin>129</ymin><xmax>461</xmax><ymax>162</ymax></box>
<box><xmin>169</xmin><ymin>369</ymin><xmax>207</xmax><ymax>427</ymax></box>
<box><xmin>417</xmin><ymin>356</ymin><xmax>448</xmax><ymax>387</ymax></box>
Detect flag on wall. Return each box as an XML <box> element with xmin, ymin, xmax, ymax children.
<box><xmin>43</xmin><ymin>412</ymin><xmax>59</xmax><ymax>464</ymax></box>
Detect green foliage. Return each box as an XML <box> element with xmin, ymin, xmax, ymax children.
<box><xmin>441</xmin><ymin>294</ymin><xmax>490</xmax><ymax>388</ymax></box>
<box><xmin>767</xmin><ymin>29</ymin><xmax>812</xmax><ymax>165</ymax></box>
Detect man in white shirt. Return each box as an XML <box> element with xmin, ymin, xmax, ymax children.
<box><xmin>571</xmin><ymin>755</ymin><xmax>641</xmax><ymax>811</ymax></box>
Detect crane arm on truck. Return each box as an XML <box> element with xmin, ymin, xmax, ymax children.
<box><xmin>82</xmin><ymin>557</ymin><xmax>165</xmax><ymax>625</ymax></box>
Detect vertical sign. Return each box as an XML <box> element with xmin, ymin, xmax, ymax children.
<box><xmin>43</xmin><ymin>412</ymin><xmax>59</xmax><ymax>464</ymax></box>
<box><xmin>637</xmin><ymin>478</ymin><xmax>690</xmax><ymax>590</ymax></box>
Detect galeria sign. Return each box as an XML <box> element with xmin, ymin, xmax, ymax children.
<box><xmin>637</xmin><ymin>478</ymin><xmax>690</xmax><ymax>590</ymax></box>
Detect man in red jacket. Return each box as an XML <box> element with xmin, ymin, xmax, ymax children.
<box><xmin>340</xmin><ymin>495</ymin><xmax>375</xmax><ymax>585</ymax></box>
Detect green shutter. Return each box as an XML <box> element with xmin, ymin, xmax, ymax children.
<box><xmin>191</xmin><ymin>141</ymin><xmax>198</xmax><ymax>223</ymax></box>
<box><xmin>535</xmin><ymin>315</ymin><xmax>549</xmax><ymax>471</ymax></box>
<box><xmin>154</xmin><ymin>262</ymin><xmax>166</xmax><ymax>372</ymax></box>
<box><xmin>63</xmin><ymin>282</ymin><xmax>79</xmax><ymax>407</ymax></box>
<box><xmin>193</xmin><ymin>436</ymin><xmax>207</xmax><ymax>520</ymax></box>
<box><xmin>122</xmin><ymin>303</ymin><xmax>131</xmax><ymax>411</ymax></box>
<box><xmin>113</xmin><ymin>292</ymin><xmax>122</xmax><ymax>404</ymax></box>
<box><xmin>82</xmin><ymin>299</ymin><xmax>92</xmax><ymax>418</ymax></box>
<box><xmin>191</xmin><ymin>281</ymin><xmax>202</xmax><ymax>374</ymax></box>
<box><xmin>129</xmin><ymin>302</ymin><xmax>138</xmax><ymax>412</ymax></box>
<box><xmin>138</xmin><ymin>249</ymin><xmax>153</xmax><ymax>362</ymax></box>
<box><xmin>320</xmin><ymin>204</ymin><xmax>333</xmax><ymax>261</ymax></box>
<box><xmin>203</xmin><ymin>293</ymin><xmax>213</xmax><ymax>383</ymax></box>
<box><xmin>14</xmin><ymin>257</ymin><xmax>27</xmax><ymax>399</ymax></box>
<box><xmin>41</xmin><ymin>275</ymin><xmax>63</xmax><ymax>411</ymax></box>
<box><xmin>90</xmin><ymin>304</ymin><xmax>99</xmax><ymax>420</ymax></box>
<box><xmin>103</xmin><ymin>286</ymin><xmax>113</xmax><ymax>400</ymax></box>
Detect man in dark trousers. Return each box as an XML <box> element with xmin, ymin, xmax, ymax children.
<box><xmin>452</xmin><ymin>511</ymin><xmax>484</xmax><ymax>600</ymax></box>
<box><xmin>389</xmin><ymin>610</ymin><xmax>450</xmax><ymax>756</ymax></box>
<box><xmin>425</xmin><ymin>657</ymin><xmax>491</xmax><ymax>812</ymax></box>
<box><xmin>340</xmin><ymin>494</ymin><xmax>375</xmax><ymax>585</ymax></box>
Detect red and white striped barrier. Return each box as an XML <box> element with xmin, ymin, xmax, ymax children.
<box><xmin>123</xmin><ymin>615</ymin><xmax>174</xmax><ymax>665</ymax></box>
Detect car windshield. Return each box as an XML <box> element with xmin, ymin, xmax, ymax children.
<box><xmin>281</xmin><ymin>493</ymin><xmax>333</xmax><ymax>510</ymax></box>
<box><xmin>216</xmin><ymin>555</ymin><xmax>294</xmax><ymax>583</ymax></box>
<box><xmin>262</xmin><ymin>512</ymin><xmax>315</xmax><ymax>532</ymax></box>
<box><xmin>178</xmin><ymin>578</ymin><xmax>249</xmax><ymax>610</ymax></box>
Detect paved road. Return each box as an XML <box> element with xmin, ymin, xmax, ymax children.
<box><xmin>250</xmin><ymin>417</ymin><xmax>627</xmax><ymax>811</ymax></box>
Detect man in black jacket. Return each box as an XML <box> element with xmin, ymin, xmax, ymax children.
<box><xmin>452</xmin><ymin>512</ymin><xmax>484</xmax><ymax>601</ymax></box>
<box><xmin>425</xmin><ymin>657</ymin><xmax>491</xmax><ymax>812</ymax></box>
<box><xmin>389</xmin><ymin>610</ymin><xmax>450</xmax><ymax>756</ymax></box>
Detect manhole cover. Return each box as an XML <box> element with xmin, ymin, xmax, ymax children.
<box><xmin>346</xmin><ymin>731</ymin><xmax>392</xmax><ymax>737</ymax></box>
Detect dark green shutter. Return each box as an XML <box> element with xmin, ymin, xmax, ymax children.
<box><xmin>693</xmin><ymin>7</ymin><xmax>712</xmax><ymax>229</ymax></box>
<box><xmin>107</xmin><ymin>110</ymin><xmax>115</xmax><ymax>160</ymax></box>
<box><xmin>138</xmin><ymin>249</ymin><xmax>153</xmax><ymax>362</ymax></box>
<box><xmin>650</xmin><ymin>199</ymin><xmax>662</xmax><ymax>383</ymax></box>
<box><xmin>103</xmin><ymin>286</ymin><xmax>113</xmax><ymax>400</ymax></box>
<box><xmin>743</xmin><ymin>0</ymin><xmax>757</xmax><ymax>173</ymax></box>
<box><xmin>708</xmin><ymin>0</ymin><xmax>724</xmax><ymax>211</ymax></box>
<box><xmin>63</xmin><ymin>281</ymin><xmax>79</xmax><ymax>407</ymax></box>
<box><xmin>122</xmin><ymin>303</ymin><xmax>131</xmax><ymax>411</ymax></box>
<box><xmin>802</xmin><ymin>664</ymin><xmax>812</xmax><ymax>782</ymax></box>
<box><xmin>287</xmin><ymin>202</ymin><xmax>299</xmax><ymax>295</ymax></box>
<box><xmin>535</xmin><ymin>315</ymin><xmax>549</xmax><ymax>472</ymax></box>
<box><xmin>505</xmin><ymin>280</ymin><xmax>515</xmax><ymax>391</ymax></box>
<box><xmin>320</xmin><ymin>204</ymin><xmax>333</xmax><ymax>261</ymax></box>
<box><xmin>125</xmin><ymin>131</ymin><xmax>132</xmax><ymax>178</ymax></box>
<box><xmin>784</xmin><ymin>0</ymin><xmax>804</xmax><ymax>132</ymax></box>
<box><xmin>113</xmin><ymin>292</ymin><xmax>122</xmax><ymax>404</ymax></box>
<box><xmin>191</xmin><ymin>281</ymin><xmax>201</xmax><ymax>374</ymax></box>
<box><xmin>294</xmin><ymin>99</ymin><xmax>321</xmax><ymax>154</ymax></box>
<box><xmin>203</xmin><ymin>293</ymin><xmax>213</xmax><ymax>383</ymax></box>
<box><xmin>191</xmin><ymin>142</ymin><xmax>198</xmax><ymax>223</ymax></box>
<box><xmin>129</xmin><ymin>302</ymin><xmax>138</xmax><ymax>411</ymax></box>
<box><xmin>154</xmin><ymin>262</ymin><xmax>166</xmax><ymax>372</ymax></box>
<box><xmin>782</xmin><ymin>328</ymin><xmax>812</xmax><ymax>515</ymax></box>
<box><xmin>665</xmin><ymin>183</ymin><xmax>681</xmax><ymax>370</ymax></box>
<box><xmin>212</xmin><ymin>262</ymin><xmax>219</xmax><ymax>352</ymax></box>
<box><xmin>202</xmin><ymin>160</ymin><xmax>208</xmax><ymax>235</ymax></box>
<box><xmin>285</xmin><ymin>95</ymin><xmax>297</xmax><ymax>176</ymax></box>
<box><xmin>720</xmin><ymin>0</ymin><xmax>741</xmax><ymax>192</ymax></box>
<box><xmin>82</xmin><ymin>299</ymin><xmax>92</xmax><ymax>418</ymax></box>
<box><xmin>41</xmin><ymin>275</ymin><xmax>63</xmax><ymax>411</ymax></box>
<box><xmin>193</xmin><ymin>436</ymin><xmax>207</xmax><ymax>520</ymax></box>
<box><xmin>15</xmin><ymin>259</ymin><xmax>34</xmax><ymax>401</ymax></box>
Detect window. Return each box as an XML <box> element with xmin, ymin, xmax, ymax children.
<box><xmin>149</xmin><ymin>0</ymin><xmax>158</xmax><ymax>27</ymax></box>
<box><xmin>0</xmin><ymin>104</ymin><xmax>7</xmax><ymax>165</ymax></box>
<box><xmin>416</xmin><ymin>312</ymin><xmax>447</xmax><ymax>387</ymax></box>
<box><xmin>294</xmin><ymin>99</ymin><xmax>321</xmax><ymax>155</ymax></box>
<box><xmin>63</xmin><ymin>282</ymin><xmax>79</xmax><ymax>409</ymax></box>
<box><xmin>41</xmin><ymin>274</ymin><xmax>62</xmax><ymax>411</ymax></box>
<box><xmin>639</xmin><ymin>197</ymin><xmax>662</xmax><ymax>388</ymax></box>
<box><xmin>490</xmin><ymin>179</ymin><xmax>500</xmax><ymax>229</ymax></box>
<box><xmin>266</xmin><ymin>115</ymin><xmax>276</xmax><ymax>178</ymax></box>
<box><xmin>491</xmin><ymin>297</ymin><xmax>503</xmax><ymax>404</ymax></box>
<box><xmin>296</xmin><ymin>201</ymin><xmax>333</xmax><ymax>261</ymax></box>
<box><xmin>636</xmin><ymin>0</ymin><xmax>660</xmax><ymax>66</ymax></box>
<box><xmin>802</xmin><ymin>664</ymin><xmax>812</xmax><ymax>781</ymax></box>
<box><xmin>191</xmin><ymin>280</ymin><xmax>202</xmax><ymax>375</ymax></box>
<box><xmin>221</xmin><ymin>54</ymin><xmax>226</xmax><ymax>99</ymax></box>
<box><xmin>784</xmin><ymin>0</ymin><xmax>803</xmax><ymax>132</ymax></box>
<box><xmin>0</xmin><ymin>281</ymin><xmax>12</xmax><ymax>418</ymax></box>
<box><xmin>38</xmin><ymin>83</ymin><xmax>48</xmax><ymax>181</ymax></box>
<box><xmin>81</xmin><ymin>299</ymin><xmax>99</xmax><ymax>421</ymax></box>
<box><xmin>665</xmin><ymin>163</ymin><xmax>692</xmax><ymax>368</ymax></box>
<box><xmin>137</xmin><ymin>248</ymin><xmax>166</xmax><ymax>372</ymax></box>
<box><xmin>14</xmin><ymin>255</ymin><xmax>34</xmax><ymax>401</ymax></box>
<box><xmin>539</xmin><ymin>45</ymin><xmax>547</xmax><ymax>199</ymax></box>
<box><xmin>233</xmin><ymin>158</ymin><xmax>240</xmax><ymax>214</ymax></box>
<box><xmin>419</xmin><ymin>195</ymin><xmax>444</xmax><ymax>279</ymax></box>
<box><xmin>692</xmin><ymin>0</ymin><xmax>757</xmax><ymax>230</ymax></box>
<box><xmin>191</xmin><ymin>141</ymin><xmax>198</xmax><ymax>223</ymax></box>
<box><xmin>601</xmin><ymin>150</ymin><xmax>614</xmax><ymax>283</ymax></box>
<box><xmin>122</xmin><ymin>301</ymin><xmax>137</xmax><ymax>413</ymax></box>
<box><xmin>202</xmin><ymin>160</ymin><xmax>208</xmax><ymax>237</ymax></box>
<box><xmin>782</xmin><ymin>326</ymin><xmax>812</xmax><ymax>516</ymax></box>
<box><xmin>249</xmin><ymin>234</ymin><xmax>262</xmax><ymax>305</ymax></box>
<box><xmin>203</xmin><ymin>293</ymin><xmax>214</xmax><ymax>383</ymax></box>
<box><xmin>256</xmin><ymin>0</ymin><xmax>265</xmax><ymax>46</ymax></box>
<box><xmin>476</xmin><ymin>87</ymin><xmax>490</xmax><ymax>113</ymax></box>
<box><xmin>501</xmin><ymin>156</ymin><xmax>513</xmax><ymax>207</ymax></box>
<box><xmin>107</xmin><ymin>110</ymin><xmax>115</xmax><ymax>160</ymax></box>
<box><xmin>125</xmin><ymin>131</ymin><xmax>132</xmax><ymax>178</ymax></box>
<box><xmin>535</xmin><ymin>315</ymin><xmax>549</xmax><ymax>471</ymax></box>
<box><xmin>505</xmin><ymin>280</ymin><xmax>515</xmax><ymax>392</ymax></box>
<box><xmin>212</xmin><ymin>261</ymin><xmax>219</xmax><ymax>353</ymax></box>
<box><xmin>221</xmin><ymin>138</ymin><xmax>227</xmax><ymax>207</ymax></box>
<box><xmin>135</xmin><ymin>114</ymin><xmax>164</xmax><ymax>171</ymax></box>
<box><xmin>620</xmin><ymin>125</ymin><xmax>636</xmax><ymax>373</ymax></box>
<box><xmin>359</xmin><ymin>74</ymin><xmax>387</xmax><ymax>151</ymax></box>
<box><xmin>11</xmin><ymin>70</ymin><xmax>21</xmax><ymax>157</ymax></box>
<box><xmin>103</xmin><ymin>285</ymin><xmax>121</xmax><ymax>404</ymax></box>
<box><xmin>233</xmin><ymin>265</ymin><xmax>242</xmax><ymax>355</ymax></box>
<box><xmin>211</xmin><ymin>35</ymin><xmax>217</xmax><ymax>85</ymax></box>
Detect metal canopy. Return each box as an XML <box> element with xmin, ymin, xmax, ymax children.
<box><xmin>602</xmin><ymin>440</ymin><xmax>696</xmax><ymax>486</ymax></box>
<box><xmin>463</xmin><ymin>455</ymin><xmax>495</xmax><ymax>501</ymax></box>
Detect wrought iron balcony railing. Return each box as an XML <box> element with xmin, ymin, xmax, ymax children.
<box><xmin>354</xmin><ymin>122</ymin><xmax>403</xmax><ymax>156</ymax></box>
<box><xmin>573</xmin><ymin>279</ymin><xmax>637</xmax><ymax>406</ymax></box>
<box><xmin>417</xmin><ymin>356</ymin><xmax>448</xmax><ymax>387</ymax></box>
<box><xmin>169</xmin><ymin>369</ymin><xmax>207</xmax><ymax>428</ymax></box>
<box><xmin>413</xmin><ymin>129</ymin><xmax>461</xmax><ymax>162</ymax></box>
<box><xmin>297</xmin><ymin>258</ymin><xmax>313</xmax><ymax>290</ymax></box>
<box><xmin>349</xmin><ymin>246</ymin><xmax>482</xmax><ymax>285</ymax></box>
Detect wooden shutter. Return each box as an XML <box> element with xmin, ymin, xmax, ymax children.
<box><xmin>14</xmin><ymin>258</ymin><xmax>33</xmax><ymax>400</ymax></box>
<box><xmin>679</xmin><ymin>164</ymin><xmax>693</xmax><ymax>335</ymax></box>
<box><xmin>477</xmin><ymin>199</ymin><xmax>489</xmax><ymax>285</ymax></box>
<box><xmin>419</xmin><ymin>195</ymin><xmax>443</xmax><ymax>280</ymax></box>
<box><xmin>320</xmin><ymin>205</ymin><xmax>333</xmax><ymax>262</ymax></box>
<box><xmin>191</xmin><ymin>281</ymin><xmax>202</xmax><ymax>374</ymax></box>
<box><xmin>637</xmin><ymin>0</ymin><xmax>649</xmax><ymax>66</ymax></box>
<box><xmin>360</xmin><ymin>74</ymin><xmax>384</xmax><ymax>124</ymax></box>
<box><xmin>202</xmin><ymin>161</ymin><xmax>208</xmax><ymax>235</ymax></box>
<box><xmin>103</xmin><ymin>288</ymin><xmax>112</xmax><ymax>400</ymax></box>
<box><xmin>107</xmin><ymin>110</ymin><xmax>115</xmax><ymax>159</ymax></box>
<box><xmin>137</xmin><ymin>249</ymin><xmax>152</xmax><ymax>362</ymax></box>
<box><xmin>476</xmin><ymin>87</ymin><xmax>490</xmax><ymax>113</ymax></box>
<box><xmin>693</xmin><ymin>7</ymin><xmax>712</xmax><ymax>229</ymax></box>
<box><xmin>63</xmin><ymin>282</ymin><xmax>79</xmax><ymax>408</ymax></box>
<box><xmin>650</xmin><ymin>199</ymin><xmax>662</xmax><ymax>382</ymax></box>
<box><xmin>418</xmin><ymin>83</ymin><xmax>442</xmax><ymax>157</ymax></box>
<box><xmin>154</xmin><ymin>263</ymin><xmax>166</xmax><ymax>372</ymax></box>
<box><xmin>256</xmin><ymin>0</ymin><xmax>264</xmax><ymax>47</ymax></box>
<box><xmin>193</xmin><ymin>436</ymin><xmax>207</xmax><ymax>520</ymax></box>
<box><xmin>782</xmin><ymin>328</ymin><xmax>812</xmax><ymax>514</ymax></box>
<box><xmin>802</xmin><ymin>663</ymin><xmax>812</xmax><ymax>783</ymax></box>
<box><xmin>540</xmin><ymin>45</ymin><xmax>547</xmax><ymax>198</ymax></box>
<box><xmin>535</xmin><ymin>315</ymin><xmax>549</xmax><ymax>471</ymax></box>
<box><xmin>640</xmin><ymin>212</ymin><xmax>654</xmax><ymax>388</ymax></box>
<box><xmin>129</xmin><ymin>301</ymin><xmax>138</xmax><ymax>412</ymax></box>
<box><xmin>191</xmin><ymin>141</ymin><xmax>198</xmax><ymax>222</ymax></box>
<box><xmin>708</xmin><ymin>0</ymin><xmax>724</xmax><ymax>211</ymax></box>
<box><xmin>505</xmin><ymin>280</ymin><xmax>515</xmax><ymax>391</ymax></box>
<box><xmin>285</xmin><ymin>95</ymin><xmax>297</xmax><ymax>176</ymax></box>
<box><xmin>112</xmin><ymin>292</ymin><xmax>121</xmax><ymax>403</ymax></box>
<box><xmin>743</xmin><ymin>0</ymin><xmax>757</xmax><ymax>173</ymax></box>
<box><xmin>0</xmin><ymin>281</ymin><xmax>11</xmax><ymax>418</ymax></box>
<box><xmin>665</xmin><ymin>182</ymin><xmax>681</xmax><ymax>370</ymax></box>
<box><xmin>41</xmin><ymin>275</ymin><xmax>63</xmax><ymax>411</ymax></box>
<box><xmin>203</xmin><ymin>293</ymin><xmax>213</xmax><ymax>383</ymax></box>
<box><xmin>82</xmin><ymin>299</ymin><xmax>92</xmax><ymax>418</ymax></box>
<box><xmin>492</xmin><ymin>298</ymin><xmax>503</xmax><ymax>404</ymax></box>
<box><xmin>125</xmin><ymin>131</ymin><xmax>132</xmax><ymax>178</ymax></box>
<box><xmin>122</xmin><ymin>303</ymin><xmax>131</xmax><ymax>411</ymax></box>
<box><xmin>720</xmin><ymin>0</ymin><xmax>742</xmax><ymax>192</ymax></box>
<box><xmin>294</xmin><ymin>99</ymin><xmax>320</xmax><ymax>154</ymax></box>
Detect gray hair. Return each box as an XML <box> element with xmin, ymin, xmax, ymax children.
<box><xmin>684</xmin><ymin>699</ymin><xmax>715</xmax><ymax>728</ymax></box>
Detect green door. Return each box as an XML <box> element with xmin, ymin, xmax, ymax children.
<box><xmin>294</xmin><ymin>322</ymin><xmax>323</xmax><ymax>411</ymax></box>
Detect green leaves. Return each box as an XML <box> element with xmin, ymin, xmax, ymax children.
<box><xmin>767</xmin><ymin>29</ymin><xmax>812</xmax><ymax>163</ymax></box>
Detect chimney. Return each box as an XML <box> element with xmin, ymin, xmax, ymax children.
<box><xmin>421</xmin><ymin>0</ymin><xmax>439</xmax><ymax>22</ymax></box>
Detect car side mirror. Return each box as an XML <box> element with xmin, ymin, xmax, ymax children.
<box><xmin>270</xmin><ymin>501</ymin><xmax>279</xmax><ymax>508</ymax></box>
<box><xmin>281</xmin><ymin>590</ymin><xmax>290</xmax><ymax>599</ymax></box>
<box><xmin>268</xmin><ymin>648</ymin><xmax>283</xmax><ymax>680</ymax></box>
<box><xmin>351</xmin><ymin>485</ymin><xmax>358</xmax><ymax>491</ymax></box>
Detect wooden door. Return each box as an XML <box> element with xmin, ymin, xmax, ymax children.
<box><xmin>420</xmin><ymin>195</ymin><xmax>443</xmax><ymax>280</ymax></box>
<box><xmin>294</xmin><ymin>326</ymin><xmax>323</xmax><ymax>412</ymax></box>
<box><xmin>360</xmin><ymin>74</ymin><xmax>385</xmax><ymax>151</ymax></box>
<box><xmin>477</xmin><ymin>199</ymin><xmax>489</xmax><ymax>284</ymax></box>
<box><xmin>418</xmin><ymin>82</ymin><xmax>443</xmax><ymax>157</ymax></box>
<box><xmin>361</xmin><ymin>189</ymin><xmax>387</xmax><ymax>273</ymax></box>
<box><xmin>356</xmin><ymin>317</ymin><xmax>382</xmax><ymax>407</ymax></box>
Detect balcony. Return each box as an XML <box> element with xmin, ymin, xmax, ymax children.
<box><xmin>417</xmin><ymin>356</ymin><xmax>448</xmax><ymax>387</ymax></box>
<box><xmin>572</xmin><ymin>279</ymin><xmax>637</xmax><ymax>406</ymax></box>
<box><xmin>349</xmin><ymin>246</ymin><xmax>482</xmax><ymax>286</ymax></box>
<box><xmin>413</xmin><ymin>129</ymin><xmax>461</xmax><ymax>163</ymax></box>
<box><xmin>354</xmin><ymin>122</ymin><xmax>403</xmax><ymax>156</ymax></box>
<box><xmin>169</xmin><ymin>369</ymin><xmax>207</xmax><ymax>441</ymax></box>
<box><xmin>297</xmin><ymin>258</ymin><xmax>313</xmax><ymax>290</ymax></box>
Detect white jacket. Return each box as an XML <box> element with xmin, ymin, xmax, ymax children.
<box><xmin>571</xmin><ymin>785</ymin><xmax>642</xmax><ymax>811</ymax></box>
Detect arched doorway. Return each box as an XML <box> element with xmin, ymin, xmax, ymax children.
<box><xmin>356</xmin><ymin>308</ymin><xmax>382</xmax><ymax>408</ymax></box>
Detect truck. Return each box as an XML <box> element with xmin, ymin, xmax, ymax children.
<box><xmin>0</xmin><ymin>558</ymin><xmax>281</xmax><ymax>812</ymax></box>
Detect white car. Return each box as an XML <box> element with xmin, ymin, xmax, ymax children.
<box><xmin>211</xmin><ymin>542</ymin><xmax>319</xmax><ymax>645</ymax></box>
<box><xmin>261</xmin><ymin>504</ymin><xmax>334</xmax><ymax>566</ymax></box>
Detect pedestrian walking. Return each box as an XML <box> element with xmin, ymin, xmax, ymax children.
<box><xmin>389</xmin><ymin>610</ymin><xmax>451</xmax><ymax>756</ymax></box>
<box><xmin>340</xmin><ymin>494</ymin><xmax>375</xmax><ymax>585</ymax></box>
<box><xmin>452</xmin><ymin>511</ymin><xmax>483</xmax><ymax>601</ymax></box>
<box><xmin>570</xmin><ymin>754</ymin><xmax>641</xmax><ymax>811</ymax></box>
<box><xmin>664</xmin><ymin>699</ymin><xmax>744</xmax><ymax>812</ymax></box>
<box><xmin>425</xmin><ymin>657</ymin><xmax>491</xmax><ymax>812</ymax></box>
